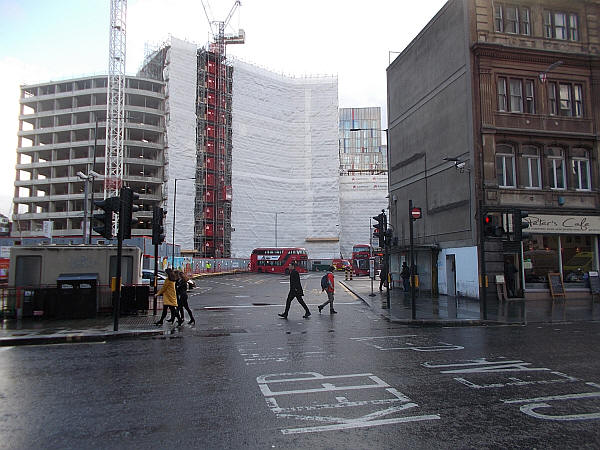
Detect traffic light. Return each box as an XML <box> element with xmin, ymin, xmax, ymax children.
<box><xmin>152</xmin><ymin>206</ymin><xmax>165</xmax><ymax>245</ymax></box>
<box><xmin>119</xmin><ymin>187</ymin><xmax>139</xmax><ymax>240</ymax></box>
<box><xmin>514</xmin><ymin>210</ymin><xmax>530</xmax><ymax>241</ymax></box>
<box><xmin>373</xmin><ymin>212</ymin><xmax>386</xmax><ymax>248</ymax></box>
<box><xmin>93</xmin><ymin>197</ymin><xmax>119</xmax><ymax>240</ymax></box>
<box><xmin>483</xmin><ymin>214</ymin><xmax>504</xmax><ymax>238</ymax></box>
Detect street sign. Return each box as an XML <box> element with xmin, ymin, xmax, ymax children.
<box><xmin>410</xmin><ymin>207</ymin><xmax>422</xmax><ymax>220</ymax></box>
<box><xmin>369</xmin><ymin>257</ymin><xmax>375</xmax><ymax>279</ymax></box>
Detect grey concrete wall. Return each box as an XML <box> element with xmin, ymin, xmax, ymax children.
<box><xmin>387</xmin><ymin>0</ymin><xmax>475</xmax><ymax>250</ymax></box>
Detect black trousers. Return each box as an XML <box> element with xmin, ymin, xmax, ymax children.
<box><xmin>283</xmin><ymin>291</ymin><xmax>309</xmax><ymax>315</ymax></box>
<box><xmin>177</xmin><ymin>294</ymin><xmax>194</xmax><ymax>321</ymax></box>
<box><xmin>159</xmin><ymin>305</ymin><xmax>180</xmax><ymax>322</ymax></box>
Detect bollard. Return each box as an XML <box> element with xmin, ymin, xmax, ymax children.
<box><xmin>345</xmin><ymin>268</ymin><xmax>349</xmax><ymax>281</ymax></box>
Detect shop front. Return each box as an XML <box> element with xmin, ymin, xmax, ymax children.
<box><xmin>522</xmin><ymin>214</ymin><xmax>599</xmax><ymax>292</ymax></box>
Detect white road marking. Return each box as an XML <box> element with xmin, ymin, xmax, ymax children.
<box><xmin>257</xmin><ymin>372</ymin><xmax>441</xmax><ymax>434</ymax></box>
<box><xmin>352</xmin><ymin>335</ymin><xmax>464</xmax><ymax>352</ymax></box>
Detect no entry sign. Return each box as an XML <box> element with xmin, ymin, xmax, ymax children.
<box><xmin>410</xmin><ymin>207</ymin><xmax>422</xmax><ymax>220</ymax></box>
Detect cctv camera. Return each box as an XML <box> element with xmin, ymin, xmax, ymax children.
<box><xmin>455</xmin><ymin>161</ymin><xmax>466</xmax><ymax>171</ymax></box>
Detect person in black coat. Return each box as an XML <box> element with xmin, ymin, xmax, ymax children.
<box><xmin>176</xmin><ymin>271</ymin><xmax>195</xmax><ymax>325</ymax></box>
<box><xmin>278</xmin><ymin>262</ymin><xmax>311</xmax><ymax>319</ymax></box>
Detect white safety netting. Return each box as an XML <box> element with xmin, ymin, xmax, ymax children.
<box><xmin>338</xmin><ymin>174</ymin><xmax>389</xmax><ymax>259</ymax></box>
<box><xmin>163</xmin><ymin>37</ymin><xmax>197</xmax><ymax>252</ymax></box>
<box><xmin>230</xmin><ymin>60</ymin><xmax>341</xmax><ymax>260</ymax></box>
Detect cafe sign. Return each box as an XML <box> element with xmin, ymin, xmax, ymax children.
<box><xmin>525</xmin><ymin>214</ymin><xmax>600</xmax><ymax>234</ymax></box>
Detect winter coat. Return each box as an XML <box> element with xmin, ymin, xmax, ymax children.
<box><xmin>157</xmin><ymin>278</ymin><xmax>178</xmax><ymax>306</ymax></box>
<box><xmin>289</xmin><ymin>269</ymin><xmax>304</xmax><ymax>296</ymax></box>
<box><xmin>326</xmin><ymin>272</ymin><xmax>335</xmax><ymax>293</ymax></box>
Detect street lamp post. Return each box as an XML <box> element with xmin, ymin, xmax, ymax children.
<box><xmin>275</xmin><ymin>211</ymin><xmax>284</xmax><ymax>247</ymax></box>
<box><xmin>171</xmin><ymin>177</ymin><xmax>195</xmax><ymax>268</ymax></box>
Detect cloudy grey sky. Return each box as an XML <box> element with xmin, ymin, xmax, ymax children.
<box><xmin>0</xmin><ymin>0</ymin><xmax>447</xmax><ymax>217</ymax></box>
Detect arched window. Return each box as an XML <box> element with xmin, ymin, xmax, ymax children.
<box><xmin>545</xmin><ymin>147</ymin><xmax>566</xmax><ymax>190</ymax></box>
<box><xmin>496</xmin><ymin>144</ymin><xmax>516</xmax><ymax>188</ymax></box>
<box><xmin>570</xmin><ymin>148</ymin><xmax>591</xmax><ymax>191</ymax></box>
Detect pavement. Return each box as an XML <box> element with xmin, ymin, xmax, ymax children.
<box><xmin>2</xmin><ymin>271</ymin><xmax>599</xmax><ymax>346</ymax></box>
<box><xmin>340</xmin><ymin>275</ymin><xmax>600</xmax><ymax>326</ymax></box>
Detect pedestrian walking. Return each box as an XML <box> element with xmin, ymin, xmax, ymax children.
<box><xmin>504</xmin><ymin>258</ymin><xmax>518</xmax><ymax>298</ymax></box>
<box><xmin>278</xmin><ymin>262</ymin><xmax>311</xmax><ymax>319</ymax></box>
<box><xmin>318</xmin><ymin>266</ymin><xmax>337</xmax><ymax>314</ymax></box>
<box><xmin>154</xmin><ymin>268</ymin><xmax>183</xmax><ymax>326</ymax></box>
<box><xmin>176</xmin><ymin>270</ymin><xmax>195</xmax><ymax>325</ymax></box>
<box><xmin>400</xmin><ymin>261</ymin><xmax>411</xmax><ymax>292</ymax></box>
<box><xmin>379</xmin><ymin>264</ymin><xmax>388</xmax><ymax>292</ymax></box>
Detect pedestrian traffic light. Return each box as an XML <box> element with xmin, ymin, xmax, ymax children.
<box><xmin>152</xmin><ymin>206</ymin><xmax>165</xmax><ymax>245</ymax></box>
<box><xmin>514</xmin><ymin>210</ymin><xmax>530</xmax><ymax>241</ymax></box>
<box><xmin>483</xmin><ymin>214</ymin><xmax>504</xmax><ymax>238</ymax></box>
<box><xmin>119</xmin><ymin>187</ymin><xmax>139</xmax><ymax>240</ymax></box>
<box><xmin>93</xmin><ymin>197</ymin><xmax>119</xmax><ymax>240</ymax></box>
<box><xmin>373</xmin><ymin>211</ymin><xmax>386</xmax><ymax>248</ymax></box>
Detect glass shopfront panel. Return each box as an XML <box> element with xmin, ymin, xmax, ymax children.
<box><xmin>523</xmin><ymin>234</ymin><xmax>596</xmax><ymax>289</ymax></box>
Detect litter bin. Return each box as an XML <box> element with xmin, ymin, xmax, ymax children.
<box><xmin>56</xmin><ymin>274</ymin><xmax>98</xmax><ymax>319</ymax></box>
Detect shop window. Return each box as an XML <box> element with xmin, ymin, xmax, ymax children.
<box><xmin>546</xmin><ymin>147</ymin><xmax>565</xmax><ymax>189</ymax></box>
<box><xmin>561</xmin><ymin>235</ymin><xmax>592</xmax><ymax>284</ymax></box>
<box><xmin>523</xmin><ymin>235</ymin><xmax>559</xmax><ymax>284</ymax></box>
<box><xmin>519</xmin><ymin>145</ymin><xmax>541</xmax><ymax>189</ymax></box>
<box><xmin>496</xmin><ymin>144</ymin><xmax>516</xmax><ymax>187</ymax></box>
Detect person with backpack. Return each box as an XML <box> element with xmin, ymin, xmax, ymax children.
<box><xmin>278</xmin><ymin>262</ymin><xmax>311</xmax><ymax>319</ymax></box>
<box><xmin>318</xmin><ymin>266</ymin><xmax>337</xmax><ymax>314</ymax></box>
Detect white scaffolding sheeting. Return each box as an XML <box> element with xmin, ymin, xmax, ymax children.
<box><xmin>230</xmin><ymin>60</ymin><xmax>340</xmax><ymax>260</ymax></box>
<box><xmin>163</xmin><ymin>37</ymin><xmax>197</xmax><ymax>252</ymax></box>
<box><xmin>338</xmin><ymin>174</ymin><xmax>389</xmax><ymax>259</ymax></box>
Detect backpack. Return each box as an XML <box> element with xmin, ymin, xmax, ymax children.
<box><xmin>320</xmin><ymin>274</ymin><xmax>329</xmax><ymax>291</ymax></box>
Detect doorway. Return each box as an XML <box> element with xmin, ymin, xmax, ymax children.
<box><xmin>446</xmin><ymin>254</ymin><xmax>456</xmax><ymax>296</ymax></box>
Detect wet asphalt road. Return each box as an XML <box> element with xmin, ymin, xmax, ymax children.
<box><xmin>1</xmin><ymin>272</ymin><xmax>599</xmax><ymax>449</ymax></box>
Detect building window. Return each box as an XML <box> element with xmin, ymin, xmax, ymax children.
<box><xmin>546</xmin><ymin>147</ymin><xmax>566</xmax><ymax>189</ymax></box>
<box><xmin>497</xmin><ymin>77</ymin><xmax>535</xmax><ymax>113</ymax></box>
<box><xmin>496</xmin><ymin>144</ymin><xmax>516</xmax><ymax>188</ymax></box>
<box><xmin>494</xmin><ymin>4</ymin><xmax>530</xmax><ymax>35</ymax></box>
<box><xmin>497</xmin><ymin>78</ymin><xmax>507</xmax><ymax>111</ymax></box>
<box><xmin>519</xmin><ymin>145</ymin><xmax>541</xmax><ymax>189</ymax></box>
<box><xmin>544</xmin><ymin>11</ymin><xmax>579</xmax><ymax>41</ymax></box>
<box><xmin>548</xmin><ymin>82</ymin><xmax>584</xmax><ymax>117</ymax></box>
<box><xmin>571</xmin><ymin>148</ymin><xmax>591</xmax><ymax>191</ymax></box>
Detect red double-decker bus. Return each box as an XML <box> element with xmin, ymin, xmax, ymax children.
<box><xmin>351</xmin><ymin>244</ymin><xmax>371</xmax><ymax>276</ymax></box>
<box><xmin>250</xmin><ymin>248</ymin><xmax>309</xmax><ymax>274</ymax></box>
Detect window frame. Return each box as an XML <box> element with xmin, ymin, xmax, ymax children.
<box><xmin>494</xmin><ymin>4</ymin><xmax>531</xmax><ymax>36</ymax></box>
<box><xmin>547</xmin><ymin>82</ymin><xmax>584</xmax><ymax>117</ymax></box>
<box><xmin>496</xmin><ymin>144</ymin><xmax>517</xmax><ymax>188</ymax></box>
<box><xmin>497</xmin><ymin>76</ymin><xmax>536</xmax><ymax>114</ymax></box>
<box><xmin>571</xmin><ymin>149</ymin><xmax>591</xmax><ymax>191</ymax></box>
<box><xmin>520</xmin><ymin>145</ymin><xmax>542</xmax><ymax>189</ymax></box>
<box><xmin>547</xmin><ymin>147</ymin><xmax>566</xmax><ymax>190</ymax></box>
<box><xmin>544</xmin><ymin>10</ymin><xmax>579</xmax><ymax>41</ymax></box>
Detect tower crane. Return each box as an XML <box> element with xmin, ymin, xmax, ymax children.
<box><xmin>105</xmin><ymin>0</ymin><xmax>127</xmax><ymax>234</ymax></box>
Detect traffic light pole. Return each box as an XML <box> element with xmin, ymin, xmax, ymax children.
<box><xmin>409</xmin><ymin>199</ymin><xmax>416</xmax><ymax>320</ymax></box>
<box><xmin>153</xmin><ymin>243</ymin><xmax>158</xmax><ymax>315</ymax></box>
<box><xmin>113</xmin><ymin>192</ymin><xmax>123</xmax><ymax>332</ymax></box>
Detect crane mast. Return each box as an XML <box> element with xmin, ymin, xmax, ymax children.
<box><xmin>105</xmin><ymin>0</ymin><xmax>127</xmax><ymax>233</ymax></box>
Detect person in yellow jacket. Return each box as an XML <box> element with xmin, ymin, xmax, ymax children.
<box><xmin>154</xmin><ymin>268</ymin><xmax>183</xmax><ymax>326</ymax></box>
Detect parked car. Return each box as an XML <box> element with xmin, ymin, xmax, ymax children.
<box><xmin>141</xmin><ymin>269</ymin><xmax>195</xmax><ymax>290</ymax></box>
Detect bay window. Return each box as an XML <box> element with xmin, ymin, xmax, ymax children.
<box><xmin>548</xmin><ymin>82</ymin><xmax>584</xmax><ymax>117</ymax></box>
<box><xmin>497</xmin><ymin>77</ymin><xmax>536</xmax><ymax>113</ymax></box>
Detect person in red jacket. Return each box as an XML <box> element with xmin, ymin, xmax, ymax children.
<box><xmin>318</xmin><ymin>266</ymin><xmax>337</xmax><ymax>314</ymax></box>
